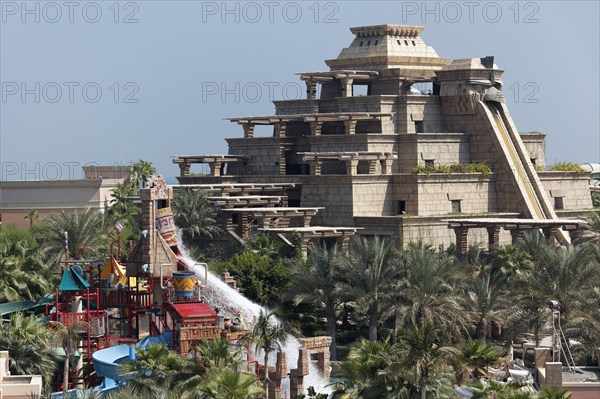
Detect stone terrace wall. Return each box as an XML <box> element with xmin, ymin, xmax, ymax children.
<box><xmin>520</xmin><ymin>132</ymin><xmax>546</xmax><ymax>168</ymax></box>
<box><xmin>352</xmin><ymin>176</ymin><xmax>394</xmax><ymax>217</ymax></box>
<box><xmin>397</xmin><ymin>96</ymin><xmax>443</xmax><ymax>134</ymax></box>
<box><xmin>539</xmin><ymin>172</ymin><xmax>593</xmax><ymax>209</ymax></box>
<box><xmin>226</xmin><ymin>137</ymin><xmax>281</xmax><ymax>176</ymax></box>
<box><xmin>300</xmin><ymin>176</ymin><xmax>355</xmax><ymax>225</ymax></box>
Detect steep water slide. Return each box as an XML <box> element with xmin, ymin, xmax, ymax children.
<box><xmin>479</xmin><ymin>100</ymin><xmax>569</xmax><ymax>245</ymax></box>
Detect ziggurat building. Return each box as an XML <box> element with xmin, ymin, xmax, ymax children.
<box><xmin>174</xmin><ymin>25</ymin><xmax>592</xmax><ymax>254</ymax></box>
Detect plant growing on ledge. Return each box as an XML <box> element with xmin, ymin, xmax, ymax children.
<box><xmin>411</xmin><ymin>162</ymin><xmax>492</xmax><ymax>178</ymax></box>
<box><xmin>548</xmin><ymin>162</ymin><xmax>585</xmax><ymax>173</ymax></box>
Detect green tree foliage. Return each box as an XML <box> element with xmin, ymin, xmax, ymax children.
<box><xmin>213</xmin><ymin>251</ymin><xmax>289</xmax><ymax>307</ymax></box>
<box><xmin>172</xmin><ymin>188</ymin><xmax>223</xmax><ymax>243</ymax></box>
<box><xmin>0</xmin><ymin>227</ymin><xmax>52</xmax><ymax>301</ymax></box>
<box><xmin>0</xmin><ymin>313</ymin><xmax>57</xmax><ymax>392</ymax></box>
<box><xmin>336</xmin><ymin>236</ymin><xmax>399</xmax><ymax>342</ymax></box>
<box><xmin>242</xmin><ymin>310</ymin><xmax>295</xmax><ymax>399</ymax></box>
<box><xmin>38</xmin><ymin>208</ymin><xmax>113</xmax><ymax>268</ymax></box>
<box><xmin>288</xmin><ymin>245</ymin><xmax>343</xmax><ymax>359</ymax></box>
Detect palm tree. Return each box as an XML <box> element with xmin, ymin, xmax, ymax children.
<box><xmin>333</xmin><ymin>339</ymin><xmax>398</xmax><ymax>399</ymax></box>
<box><xmin>393</xmin><ymin>242</ymin><xmax>469</xmax><ymax>340</ymax></box>
<box><xmin>109</xmin><ymin>182</ymin><xmax>139</xmax><ymax>221</ymax></box>
<box><xmin>490</xmin><ymin>244</ymin><xmax>532</xmax><ymax>282</ymax></box>
<box><xmin>119</xmin><ymin>343</ymin><xmax>189</xmax><ymax>395</ymax></box>
<box><xmin>130</xmin><ymin>159</ymin><xmax>157</xmax><ymax>187</ymax></box>
<box><xmin>184</xmin><ymin>368</ymin><xmax>263</xmax><ymax>399</ymax></box>
<box><xmin>459</xmin><ymin>340</ymin><xmax>501</xmax><ymax>379</ymax></box>
<box><xmin>0</xmin><ymin>238</ymin><xmax>52</xmax><ymax>301</ymax></box>
<box><xmin>38</xmin><ymin>208</ymin><xmax>113</xmax><ymax>268</ymax></box>
<box><xmin>24</xmin><ymin>209</ymin><xmax>39</xmax><ymax>228</ymax></box>
<box><xmin>537</xmin><ymin>385</ymin><xmax>572</xmax><ymax>399</ymax></box>
<box><xmin>0</xmin><ymin>313</ymin><xmax>56</xmax><ymax>391</ymax></box>
<box><xmin>336</xmin><ymin>236</ymin><xmax>399</xmax><ymax>341</ymax></box>
<box><xmin>463</xmin><ymin>273</ymin><xmax>509</xmax><ymax>339</ymax></box>
<box><xmin>391</xmin><ymin>324</ymin><xmax>462</xmax><ymax>399</ymax></box>
<box><xmin>243</xmin><ymin>310</ymin><xmax>295</xmax><ymax>399</ymax></box>
<box><xmin>288</xmin><ymin>245</ymin><xmax>343</xmax><ymax>359</ymax></box>
<box><xmin>51</xmin><ymin>320</ymin><xmax>91</xmax><ymax>397</ymax></box>
<box><xmin>172</xmin><ymin>189</ymin><xmax>223</xmax><ymax>242</ymax></box>
<box><xmin>192</xmin><ymin>337</ymin><xmax>243</xmax><ymax>370</ymax></box>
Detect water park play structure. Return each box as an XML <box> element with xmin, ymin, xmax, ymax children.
<box><xmin>0</xmin><ymin>175</ymin><xmax>332</xmax><ymax>398</ymax></box>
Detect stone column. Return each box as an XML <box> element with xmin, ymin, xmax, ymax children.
<box><xmin>487</xmin><ymin>226</ymin><xmax>501</xmax><ymax>248</ymax></box>
<box><xmin>309</xmin><ymin>120</ymin><xmax>323</xmax><ymax>136</ymax></box>
<box><xmin>510</xmin><ymin>229</ymin><xmax>524</xmax><ymax>245</ymax></box>
<box><xmin>275</xmin><ymin>122</ymin><xmax>287</xmax><ymax>138</ymax></box>
<box><xmin>341</xmin><ymin>77</ymin><xmax>353</xmax><ymax>97</ymax></box>
<box><xmin>178</xmin><ymin>162</ymin><xmax>191</xmax><ymax>177</ymax></box>
<box><xmin>209</xmin><ymin>161</ymin><xmax>223</xmax><ymax>177</ymax></box>
<box><xmin>543</xmin><ymin>227</ymin><xmax>558</xmax><ymax>246</ymax></box>
<box><xmin>345</xmin><ymin>159</ymin><xmax>359</xmax><ymax>175</ymax></box>
<box><xmin>317</xmin><ymin>351</ymin><xmax>331</xmax><ymax>378</ymax></box>
<box><xmin>279</xmin><ymin>145</ymin><xmax>287</xmax><ymax>176</ymax></box>
<box><xmin>382</xmin><ymin>158</ymin><xmax>393</xmax><ymax>175</ymax></box>
<box><xmin>535</xmin><ymin>348</ymin><xmax>551</xmax><ymax>369</ymax></box>
<box><xmin>305</xmin><ymin>80</ymin><xmax>317</xmax><ymax>100</ymax></box>
<box><xmin>454</xmin><ymin>227</ymin><xmax>469</xmax><ymax>256</ymax></box>
<box><xmin>543</xmin><ymin>362</ymin><xmax>563</xmax><ymax>387</ymax></box>
<box><xmin>310</xmin><ymin>160</ymin><xmax>322</xmax><ymax>176</ymax></box>
<box><xmin>243</xmin><ymin>123</ymin><xmax>254</xmax><ymax>138</ymax></box>
<box><xmin>300</xmin><ymin>235</ymin><xmax>311</xmax><ymax>258</ymax></box>
<box><xmin>343</xmin><ymin>119</ymin><xmax>357</xmax><ymax>135</ymax></box>
<box><xmin>368</xmin><ymin>160</ymin><xmax>378</xmax><ymax>175</ymax></box>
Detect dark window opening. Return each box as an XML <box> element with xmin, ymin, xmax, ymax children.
<box><xmin>451</xmin><ymin>200</ymin><xmax>462</xmax><ymax>213</ymax></box>
<box><xmin>360</xmin><ymin>41</ymin><xmax>363</xmax><ymax>47</ymax></box>
<box><xmin>424</xmin><ymin>159</ymin><xmax>434</xmax><ymax>168</ymax></box>
<box><xmin>352</xmin><ymin>84</ymin><xmax>370</xmax><ymax>96</ymax></box>
<box><xmin>157</xmin><ymin>199</ymin><xmax>168</xmax><ymax>209</ymax></box>
<box><xmin>530</xmin><ymin>158</ymin><xmax>537</xmax><ymax>166</ymax></box>
<box><xmin>288</xmin><ymin>199</ymin><xmax>301</xmax><ymax>207</ymax></box>
<box><xmin>374</xmin><ymin>40</ymin><xmax>379</xmax><ymax>46</ymax></box>
<box><xmin>397</xmin><ymin>40</ymin><xmax>401</xmax><ymax>45</ymax></box>
<box><xmin>415</xmin><ymin>121</ymin><xmax>424</xmax><ymax>133</ymax></box>
<box><xmin>367</xmin><ymin>41</ymin><xmax>371</xmax><ymax>46</ymax></box>
<box><xmin>404</xmin><ymin>40</ymin><xmax>408</xmax><ymax>45</ymax></box>
<box><xmin>412</xmin><ymin>40</ymin><xmax>416</xmax><ymax>46</ymax></box>
<box><xmin>232</xmin><ymin>214</ymin><xmax>239</xmax><ymax>224</ymax></box>
<box><xmin>554</xmin><ymin>197</ymin><xmax>564</xmax><ymax>210</ymax></box>
<box><xmin>396</xmin><ymin>200</ymin><xmax>406</xmax><ymax>215</ymax></box>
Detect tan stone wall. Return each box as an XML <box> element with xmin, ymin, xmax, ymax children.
<box><xmin>226</xmin><ymin>138</ymin><xmax>282</xmax><ymax>175</ymax></box>
<box><xmin>352</xmin><ymin>177</ymin><xmax>394</xmax><ymax>217</ymax></box>
<box><xmin>520</xmin><ymin>132</ymin><xmax>546</xmax><ymax>168</ymax></box>
<box><xmin>397</xmin><ymin>96</ymin><xmax>443</xmax><ymax>134</ymax></box>
<box><xmin>539</xmin><ymin>172</ymin><xmax>593</xmax><ymax>210</ymax></box>
<box><xmin>300</xmin><ymin>176</ymin><xmax>355</xmax><ymax>225</ymax></box>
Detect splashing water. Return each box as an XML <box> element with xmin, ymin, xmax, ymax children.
<box><xmin>177</xmin><ymin>249</ymin><xmax>331</xmax><ymax>395</ymax></box>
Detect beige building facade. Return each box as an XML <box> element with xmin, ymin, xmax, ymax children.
<box><xmin>173</xmin><ymin>25</ymin><xmax>592</xmax><ymax>250</ymax></box>
<box><xmin>0</xmin><ymin>166</ymin><xmax>130</xmax><ymax>229</ymax></box>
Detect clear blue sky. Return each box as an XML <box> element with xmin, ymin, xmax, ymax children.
<box><xmin>1</xmin><ymin>0</ymin><xmax>598</xmax><ymax>181</ymax></box>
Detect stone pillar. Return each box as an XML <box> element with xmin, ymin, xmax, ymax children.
<box><xmin>275</xmin><ymin>122</ymin><xmax>287</xmax><ymax>138</ymax></box>
<box><xmin>279</xmin><ymin>145</ymin><xmax>286</xmax><ymax>176</ymax></box>
<box><xmin>300</xmin><ymin>236</ymin><xmax>311</xmax><ymax>258</ymax></box>
<box><xmin>178</xmin><ymin>162</ymin><xmax>191</xmax><ymax>177</ymax></box>
<box><xmin>543</xmin><ymin>362</ymin><xmax>563</xmax><ymax>387</ymax></box>
<box><xmin>317</xmin><ymin>351</ymin><xmax>331</xmax><ymax>378</ymax></box>
<box><xmin>305</xmin><ymin>80</ymin><xmax>317</xmax><ymax>100</ymax></box>
<box><xmin>297</xmin><ymin>348</ymin><xmax>309</xmax><ymax>376</ymax></box>
<box><xmin>226</xmin><ymin>214</ymin><xmax>234</xmax><ymax>232</ymax></box>
<box><xmin>240</xmin><ymin>213</ymin><xmax>249</xmax><ymax>240</ymax></box>
<box><xmin>487</xmin><ymin>226</ymin><xmax>501</xmax><ymax>248</ymax></box>
<box><xmin>310</xmin><ymin>160</ymin><xmax>322</xmax><ymax>176</ymax></box>
<box><xmin>243</xmin><ymin>123</ymin><xmax>254</xmax><ymax>138</ymax></box>
<box><xmin>267</xmin><ymin>366</ymin><xmax>279</xmax><ymax>399</ymax></box>
<box><xmin>209</xmin><ymin>161</ymin><xmax>223</xmax><ymax>177</ymax></box>
<box><xmin>535</xmin><ymin>348</ymin><xmax>551</xmax><ymax>369</ymax></box>
<box><xmin>302</xmin><ymin>213</ymin><xmax>313</xmax><ymax>228</ymax></box>
<box><xmin>343</xmin><ymin>119</ymin><xmax>357</xmax><ymax>135</ymax></box>
<box><xmin>543</xmin><ymin>227</ymin><xmax>558</xmax><ymax>246</ymax></box>
<box><xmin>290</xmin><ymin>369</ymin><xmax>303</xmax><ymax>397</ymax></box>
<box><xmin>337</xmin><ymin>234</ymin><xmax>352</xmax><ymax>249</ymax></box>
<box><xmin>382</xmin><ymin>158</ymin><xmax>393</xmax><ymax>175</ymax></box>
<box><xmin>510</xmin><ymin>229</ymin><xmax>524</xmax><ymax>245</ymax></box>
<box><xmin>454</xmin><ymin>227</ymin><xmax>469</xmax><ymax>256</ymax></box>
<box><xmin>368</xmin><ymin>160</ymin><xmax>378</xmax><ymax>175</ymax></box>
<box><xmin>345</xmin><ymin>159</ymin><xmax>359</xmax><ymax>175</ymax></box>
<box><xmin>276</xmin><ymin>352</ymin><xmax>287</xmax><ymax>379</ymax></box>
<box><xmin>341</xmin><ymin>78</ymin><xmax>353</xmax><ymax>97</ymax></box>
<box><xmin>309</xmin><ymin>120</ymin><xmax>323</xmax><ymax>136</ymax></box>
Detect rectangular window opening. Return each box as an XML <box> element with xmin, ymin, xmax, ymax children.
<box><xmin>554</xmin><ymin>197</ymin><xmax>564</xmax><ymax>210</ymax></box>
<box><xmin>451</xmin><ymin>200</ymin><xmax>462</xmax><ymax>213</ymax></box>
<box><xmin>424</xmin><ymin>159</ymin><xmax>434</xmax><ymax>168</ymax></box>
<box><xmin>396</xmin><ymin>200</ymin><xmax>406</xmax><ymax>215</ymax></box>
<box><xmin>415</xmin><ymin>121</ymin><xmax>424</xmax><ymax>133</ymax></box>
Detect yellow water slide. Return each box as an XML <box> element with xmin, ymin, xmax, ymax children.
<box><xmin>480</xmin><ymin>101</ymin><xmax>570</xmax><ymax>245</ymax></box>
